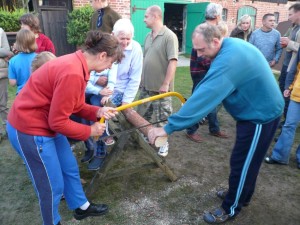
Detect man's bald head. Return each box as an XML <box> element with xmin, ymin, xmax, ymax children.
<box><xmin>147</xmin><ymin>5</ymin><xmax>162</xmax><ymax>20</ymax></box>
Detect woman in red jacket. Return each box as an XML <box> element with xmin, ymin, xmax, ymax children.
<box><xmin>19</xmin><ymin>13</ymin><xmax>56</xmax><ymax>54</ymax></box>
<box><xmin>6</xmin><ymin>30</ymin><xmax>123</xmax><ymax>225</ymax></box>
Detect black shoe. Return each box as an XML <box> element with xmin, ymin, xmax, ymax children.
<box><xmin>80</xmin><ymin>150</ymin><xmax>94</xmax><ymax>163</ymax></box>
<box><xmin>56</xmin><ymin>222</ymin><xmax>61</xmax><ymax>225</ymax></box>
<box><xmin>88</xmin><ymin>157</ymin><xmax>105</xmax><ymax>170</ymax></box>
<box><xmin>74</xmin><ymin>203</ymin><xmax>108</xmax><ymax>220</ymax></box>
<box><xmin>264</xmin><ymin>156</ymin><xmax>287</xmax><ymax>165</ymax></box>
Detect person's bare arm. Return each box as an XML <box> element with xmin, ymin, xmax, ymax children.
<box><xmin>159</xmin><ymin>59</ymin><xmax>177</xmax><ymax>93</ymax></box>
<box><xmin>9</xmin><ymin>79</ymin><xmax>16</xmax><ymax>86</ymax></box>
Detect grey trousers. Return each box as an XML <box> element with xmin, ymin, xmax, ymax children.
<box><xmin>0</xmin><ymin>78</ymin><xmax>8</xmax><ymax>134</ymax></box>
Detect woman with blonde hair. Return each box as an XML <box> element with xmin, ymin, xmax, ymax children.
<box><xmin>230</xmin><ymin>14</ymin><xmax>252</xmax><ymax>41</ymax></box>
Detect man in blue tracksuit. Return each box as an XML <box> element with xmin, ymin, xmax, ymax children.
<box><xmin>148</xmin><ymin>24</ymin><xmax>284</xmax><ymax>224</ymax></box>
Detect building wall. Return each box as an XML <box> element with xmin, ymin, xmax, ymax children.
<box><xmin>197</xmin><ymin>0</ymin><xmax>293</xmax><ymax>34</ymax></box>
<box><xmin>73</xmin><ymin>0</ymin><xmax>131</xmax><ymax>18</ymax></box>
<box><xmin>73</xmin><ymin>0</ymin><xmax>294</xmax><ymax>34</ymax></box>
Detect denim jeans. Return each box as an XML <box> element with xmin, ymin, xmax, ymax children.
<box><xmin>90</xmin><ymin>94</ymin><xmax>103</xmax><ymax>107</ymax></box>
<box><xmin>278</xmin><ymin>64</ymin><xmax>290</xmax><ymax>119</ymax></box>
<box><xmin>271</xmin><ymin>100</ymin><xmax>300</xmax><ymax>164</ymax></box>
<box><xmin>186</xmin><ymin>73</ymin><xmax>220</xmax><ymax>135</ymax></box>
<box><xmin>84</xmin><ymin>94</ymin><xmax>107</xmax><ymax>157</ymax></box>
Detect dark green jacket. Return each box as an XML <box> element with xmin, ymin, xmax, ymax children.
<box><xmin>90</xmin><ymin>6</ymin><xmax>121</xmax><ymax>33</ymax></box>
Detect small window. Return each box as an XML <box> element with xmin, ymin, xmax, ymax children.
<box><xmin>222</xmin><ymin>8</ymin><xmax>228</xmax><ymax>21</ymax></box>
<box><xmin>274</xmin><ymin>12</ymin><xmax>279</xmax><ymax>24</ymax></box>
<box><xmin>39</xmin><ymin>0</ymin><xmax>67</xmax><ymax>7</ymax></box>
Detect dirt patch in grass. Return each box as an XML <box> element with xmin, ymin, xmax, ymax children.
<box><xmin>1</xmin><ymin>108</ymin><xmax>300</xmax><ymax>225</ymax></box>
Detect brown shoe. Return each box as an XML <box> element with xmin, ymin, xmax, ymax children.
<box><xmin>210</xmin><ymin>131</ymin><xmax>229</xmax><ymax>138</ymax></box>
<box><xmin>186</xmin><ymin>133</ymin><xmax>204</xmax><ymax>143</ymax></box>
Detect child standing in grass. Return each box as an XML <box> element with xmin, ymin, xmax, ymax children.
<box><xmin>8</xmin><ymin>29</ymin><xmax>37</xmax><ymax>95</ymax></box>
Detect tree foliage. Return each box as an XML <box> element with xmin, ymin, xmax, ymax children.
<box><xmin>66</xmin><ymin>5</ymin><xmax>94</xmax><ymax>46</ymax></box>
<box><xmin>0</xmin><ymin>8</ymin><xmax>26</xmax><ymax>32</ymax></box>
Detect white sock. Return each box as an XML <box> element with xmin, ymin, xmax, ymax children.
<box><xmin>80</xmin><ymin>201</ymin><xmax>90</xmax><ymax>210</ymax></box>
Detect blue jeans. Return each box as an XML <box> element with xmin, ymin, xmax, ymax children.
<box><xmin>84</xmin><ymin>94</ymin><xmax>107</xmax><ymax>157</ymax></box>
<box><xmin>186</xmin><ymin>107</ymin><xmax>220</xmax><ymax>134</ymax></box>
<box><xmin>271</xmin><ymin>100</ymin><xmax>300</xmax><ymax>164</ymax></box>
<box><xmin>278</xmin><ymin>64</ymin><xmax>290</xmax><ymax>119</ymax></box>
<box><xmin>90</xmin><ymin>94</ymin><xmax>103</xmax><ymax>107</ymax></box>
<box><xmin>186</xmin><ymin>74</ymin><xmax>220</xmax><ymax>135</ymax></box>
<box><xmin>7</xmin><ymin>122</ymin><xmax>87</xmax><ymax>225</ymax></box>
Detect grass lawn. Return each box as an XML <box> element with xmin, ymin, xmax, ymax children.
<box><xmin>7</xmin><ymin>85</ymin><xmax>16</xmax><ymax>108</ymax></box>
<box><xmin>3</xmin><ymin>67</ymin><xmax>300</xmax><ymax>225</ymax></box>
<box><xmin>173</xmin><ymin>66</ymin><xmax>192</xmax><ymax>110</ymax></box>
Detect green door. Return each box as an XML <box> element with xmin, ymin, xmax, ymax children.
<box><xmin>237</xmin><ymin>6</ymin><xmax>257</xmax><ymax>29</ymax></box>
<box><xmin>131</xmin><ymin>0</ymin><xmax>164</xmax><ymax>48</ymax></box>
<box><xmin>130</xmin><ymin>0</ymin><xmax>208</xmax><ymax>52</ymax></box>
<box><xmin>185</xmin><ymin>2</ymin><xmax>209</xmax><ymax>54</ymax></box>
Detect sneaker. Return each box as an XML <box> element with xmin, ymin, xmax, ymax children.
<box><xmin>203</xmin><ymin>207</ymin><xmax>234</xmax><ymax>224</ymax></box>
<box><xmin>80</xmin><ymin>150</ymin><xmax>94</xmax><ymax>163</ymax></box>
<box><xmin>74</xmin><ymin>202</ymin><xmax>108</xmax><ymax>220</ymax></box>
<box><xmin>104</xmin><ymin>136</ymin><xmax>115</xmax><ymax>145</ymax></box>
<box><xmin>88</xmin><ymin>157</ymin><xmax>105</xmax><ymax>170</ymax></box>
<box><xmin>264</xmin><ymin>156</ymin><xmax>287</xmax><ymax>165</ymax></box>
<box><xmin>158</xmin><ymin>142</ymin><xmax>169</xmax><ymax>157</ymax></box>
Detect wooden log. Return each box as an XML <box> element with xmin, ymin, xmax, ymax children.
<box><xmin>122</xmin><ymin>108</ymin><xmax>167</xmax><ymax>147</ymax></box>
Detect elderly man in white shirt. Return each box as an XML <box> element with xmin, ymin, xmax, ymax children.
<box><xmin>81</xmin><ymin>18</ymin><xmax>143</xmax><ymax>170</ymax></box>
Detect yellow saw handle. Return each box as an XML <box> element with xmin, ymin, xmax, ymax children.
<box><xmin>95</xmin><ymin>92</ymin><xmax>186</xmax><ymax>146</ymax></box>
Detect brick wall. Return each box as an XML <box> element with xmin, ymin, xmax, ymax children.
<box><xmin>72</xmin><ymin>0</ymin><xmax>90</xmax><ymax>8</ymax></box>
<box><xmin>73</xmin><ymin>0</ymin><xmax>294</xmax><ymax>33</ymax></box>
<box><xmin>197</xmin><ymin>0</ymin><xmax>294</xmax><ymax>33</ymax></box>
<box><xmin>73</xmin><ymin>0</ymin><xmax>131</xmax><ymax>18</ymax></box>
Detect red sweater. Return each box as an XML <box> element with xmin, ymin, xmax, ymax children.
<box><xmin>8</xmin><ymin>51</ymin><xmax>99</xmax><ymax>140</ymax></box>
<box><xmin>36</xmin><ymin>33</ymin><xmax>56</xmax><ymax>55</ymax></box>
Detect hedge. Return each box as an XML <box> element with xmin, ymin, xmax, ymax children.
<box><xmin>66</xmin><ymin>5</ymin><xmax>94</xmax><ymax>46</ymax></box>
<box><xmin>0</xmin><ymin>8</ymin><xmax>26</xmax><ymax>32</ymax></box>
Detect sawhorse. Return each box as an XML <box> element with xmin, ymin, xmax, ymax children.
<box><xmin>85</xmin><ymin>110</ymin><xmax>178</xmax><ymax>198</ymax></box>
